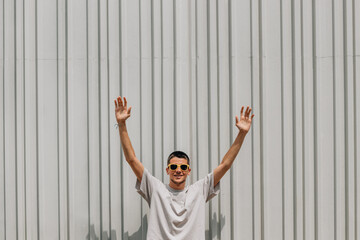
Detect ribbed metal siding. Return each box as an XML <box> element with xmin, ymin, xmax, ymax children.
<box><xmin>0</xmin><ymin>0</ymin><xmax>359</xmax><ymax>239</ymax></box>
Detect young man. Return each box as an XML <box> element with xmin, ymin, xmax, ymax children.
<box><xmin>114</xmin><ymin>96</ymin><xmax>254</xmax><ymax>240</ymax></box>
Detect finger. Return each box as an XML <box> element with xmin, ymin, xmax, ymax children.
<box><xmin>251</xmin><ymin>114</ymin><xmax>255</xmax><ymax>120</ymax></box>
<box><xmin>235</xmin><ymin>116</ymin><xmax>239</xmax><ymax>123</ymax></box>
<box><xmin>127</xmin><ymin>106</ymin><xmax>132</xmax><ymax>115</ymax></box>
<box><xmin>114</xmin><ymin>100</ymin><xmax>118</xmax><ymax>108</ymax></box>
<box><xmin>247</xmin><ymin>108</ymin><xmax>252</xmax><ymax>118</ymax></box>
<box><xmin>117</xmin><ymin>96</ymin><xmax>122</xmax><ymax>106</ymax></box>
<box><xmin>240</xmin><ymin>106</ymin><xmax>244</xmax><ymax>116</ymax></box>
<box><xmin>245</xmin><ymin>106</ymin><xmax>250</xmax><ymax>117</ymax></box>
<box><xmin>119</xmin><ymin>96</ymin><xmax>124</xmax><ymax>107</ymax></box>
<box><xmin>124</xmin><ymin>97</ymin><xmax>127</xmax><ymax>107</ymax></box>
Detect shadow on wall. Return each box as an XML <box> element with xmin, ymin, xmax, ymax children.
<box><xmin>86</xmin><ymin>224</ymin><xmax>119</xmax><ymax>240</ymax></box>
<box><xmin>85</xmin><ymin>215</ymin><xmax>148</xmax><ymax>240</ymax></box>
<box><xmin>205</xmin><ymin>213</ymin><xmax>226</xmax><ymax>240</ymax></box>
<box><xmin>123</xmin><ymin>215</ymin><xmax>148</xmax><ymax>240</ymax></box>
<box><xmin>86</xmin><ymin>213</ymin><xmax>224</xmax><ymax>239</ymax></box>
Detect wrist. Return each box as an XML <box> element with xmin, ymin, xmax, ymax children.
<box><xmin>238</xmin><ymin>129</ymin><xmax>248</xmax><ymax>137</ymax></box>
<box><xmin>117</xmin><ymin>120</ymin><xmax>126</xmax><ymax>128</ymax></box>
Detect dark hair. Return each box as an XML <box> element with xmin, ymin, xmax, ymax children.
<box><xmin>167</xmin><ymin>151</ymin><xmax>190</xmax><ymax>165</ymax></box>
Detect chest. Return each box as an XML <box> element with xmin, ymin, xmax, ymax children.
<box><xmin>153</xmin><ymin>186</ymin><xmax>203</xmax><ymax>216</ymax></box>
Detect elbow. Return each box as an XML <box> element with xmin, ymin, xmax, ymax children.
<box><xmin>123</xmin><ymin>151</ymin><xmax>137</xmax><ymax>163</ymax></box>
<box><xmin>127</xmin><ymin>157</ymin><xmax>137</xmax><ymax>164</ymax></box>
<box><xmin>125</xmin><ymin>155</ymin><xmax>138</xmax><ymax>163</ymax></box>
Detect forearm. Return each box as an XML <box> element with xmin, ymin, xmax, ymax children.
<box><xmin>220</xmin><ymin>130</ymin><xmax>248</xmax><ymax>169</ymax></box>
<box><xmin>118</xmin><ymin>122</ymin><xmax>137</xmax><ymax>162</ymax></box>
<box><xmin>114</xmin><ymin>96</ymin><xmax>144</xmax><ymax>181</ymax></box>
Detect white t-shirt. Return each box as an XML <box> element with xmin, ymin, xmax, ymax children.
<box><xmin>135</xmin><ymin>168</ymin><xmax>220</xmax><ymax>240</ymax></box>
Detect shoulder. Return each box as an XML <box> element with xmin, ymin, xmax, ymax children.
<box><xmin>143</xmin><ymin>168</ymin><xmax>165</xmax><ymax>187</ymax></box>
<box><xmin>191</xmin><ymin>172</ymin><xmax>214</xmax><ymax>186</ymax></box>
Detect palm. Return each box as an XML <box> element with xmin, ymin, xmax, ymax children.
<box><xmin>236</xmin><ymin>106</ymin><xmax>254</xmax><ymax>132</ymax></box>
<box><xmin>115</xmin><ymin>107</ymin><xmax>129</xmax><ymax>121</ymax></box>
<box><xmin>114</xmin><ymin>97</ymin><xmax>132</xmax><ymax>123</ymax></box>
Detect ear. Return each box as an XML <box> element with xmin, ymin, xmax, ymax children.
<box><xmin>166</xmin><ymin>168</ymin><xmax>169</xmax><ymax>175</ymax></box>
<box><xmin>187</xmin><ymin>168</ymin><xmax>191</xmax><ymax>175</ymax></box>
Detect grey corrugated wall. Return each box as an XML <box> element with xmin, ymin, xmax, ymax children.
<box><xmin>1</xmin><ymin>0</ymin><xmax>359</xmax><ymax>239</ymax></box>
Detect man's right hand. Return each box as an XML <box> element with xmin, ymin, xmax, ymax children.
<box><xmin>114</xmin><ymin>96</ymin><xmax>132</xmax><ymax>124</ymax></box>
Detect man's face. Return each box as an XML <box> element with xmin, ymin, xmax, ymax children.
<box><xmin>166</xmin><ymin>157</ymin><xmax>191</xmax><ymax>186</ymax></box>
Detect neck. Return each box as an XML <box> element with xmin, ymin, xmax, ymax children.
<box><xmin>169</xmin><ymin>179</ymin><xmax>186</xmax><ymax>190</ymax></box>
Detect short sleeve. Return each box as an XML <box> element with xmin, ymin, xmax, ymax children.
<box><xmin>202</xmin><ymin>172</ymin><xmax>221</xmax><ymax>202</ymax></box>
<box><xmin>135</xmin><ymin>168</ymin><xmax>158</xmax><ymax>205</ymax></box>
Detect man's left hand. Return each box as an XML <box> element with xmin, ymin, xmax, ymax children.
<box><xmin>235</xmin><ymin>106</ymin><xmax>254</xmax><ymax>133</ymax></box>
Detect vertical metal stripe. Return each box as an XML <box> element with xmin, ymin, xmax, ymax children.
<box><xmin>300</xmin><ymin>0</ymin><xmax>306</xmax><ymax>239</ymax></box>
<box><xmin>194</xmin><ymin>0</ymin><xmax>198</xmax><ymax>181</ymax></box>
<box><xmin>216</xmin><ymin>0</ymin><xmax>221</xmax><ymax>237</ymax></box>
<box><xmin>352</xmin><ymin>1</ymin><xmax>357</xmax><ymax>239</ymax></box>
<box><xmin>97</xmin><ymin>0</ymin><xmax>103</xmax><ymax>238</ymax></box>
<box><xmin>250</xmin><ymin>0</ymin><xmax>255</xmax><ymax>238</ymax></box>
<box><xmin>35</xmin><ymin>0</ymin><xmax>40</xmax><ymax>237</ymax></box>
<box><xmin>139</xmin><ymin>0</ymin><xmax>142</xmax><ymax>163</ymax></box>
<box><xmin>206</xmin><ymin>0</ymin><xmax>211</xmax><ymax>238</ymax></box>
<box><xmin>106</xmin><ymin>0</ymin><xmax>112</xmax><ymax>235</ymax></box>
<box><xmin>86</xmin><ymin>0</ymin><xmax>90</xmax><ymax>237</ymax></box>
<box><xmin>291</xmin><ymin>0</ymin><xmax>297</xmax><ymax>239</ymax></box>
<box><xmin>56</xmin><ymin>0</ymin><xmax>59</xmax><ymax>237</ymax></box>
<box><xmin>228</xmin><ymin>0</ymin><xmax>234</xmax><ymax>238</ymax></box>
<box><xmin>160</xmin><ymin>0</ymin><xmax>164</xmax><ymax>182</ymax></box>
<box><xmin>14</xmin><ymin>0</ymin><xmax>19</xmax><ymax>238</ymax></box>
<box><xmin>280</xmin><ymin>0</ymin><xmax>285</xmax><ymax>238</ymax></box>
<box><xmin>206</xmin><ymin>0</ymin><xmax>211</xmax><ymax>170</ymax></box>
<box><xmin>2</xmin><ymin>0</ymin><xmax>6</xmax><ymax>237</ymax></box>
<box><xmin>119</xmin><ymin>0</ymin><xmax>124</xmax><ymax>237</ymax></box>
<box><xmin>138</xmin><ymin>0</ymin><xmax>144</xmax><ymax>238</ymax></box>
<box><xmin>331</xmin><ymin>0</ymin><xmax>337</xmax><ymax>239</ymax></box>
<box><xmin>151</xmin><ymin>0</ymin><xmax>155</xmax><ymax>176</ymax></box>
<box><xmin>151</xmin><ymin>0</ymin><xmax>155</xmax><ymax>174</ymax></box>
<box><xmin>258</xmin><ymin>0</ymin><xmax>264</xmax><ymax>238</ymax></box>
<box><xmin>342</xmin><ymin>0</ymin><xmax>349</xmax><ymax>239</ymax></box>
<box><xmin>56</xmin><ymin>0</ymin><xmax>60</xmax><ymax>238</ymax></box>
<box><xmin>211</xmin><ymin>0</ymin><xmax>217</xmax><ymax>231</ymax></box>
<box><xmin>23</xmin><ymin>0</ymin><xmax>27</xmax><ymax>237</ymax></box>
<box><xmin>173</xmin><ymin>0</ymin><xmax>176</xmax><ymax>149</ymax></box>
<box><xmin>312</xmin><ymin>0</ymin><xmax>318</xmax><ymax>239</ymax></box>
<box><xmin>65</xmin><ymin>0</ymin><xmax>70</xmax><ymax>237</ymax></box>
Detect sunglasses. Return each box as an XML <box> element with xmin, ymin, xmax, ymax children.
<box><xmin>168</xmin><ymin>164</ymin><xmax>190</xmax><ymax>171</ymax></box>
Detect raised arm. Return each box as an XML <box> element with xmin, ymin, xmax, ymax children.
<box><xmin>115</xmin><ymin>96</ymin><xmax>144</xmax><ymax>182</ymax></box>
<box><xmin>213</xmin><ymin>106</ymin><xmax>254</xmax><ymax>186</ymax></box>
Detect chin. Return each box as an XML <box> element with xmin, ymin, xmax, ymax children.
<box><xmin>172</xmin><ymin>178</ymin><xmax>186</xmax><ymax>185</ymax></box>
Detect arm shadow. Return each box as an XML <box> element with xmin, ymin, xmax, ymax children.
<box><xmin>205</xmin><ymin>212</ymin><xmax>226</xmax><ymax>240</ymax></box>
<box><xmin>86</xmin><ymin>214</ymin><xmax>147</xmax><ymax>240</ymax></box>
<box><xmin>86</xmin><ymin>213</ymin><xmax>223</xmax><ymax>240</ymax></box>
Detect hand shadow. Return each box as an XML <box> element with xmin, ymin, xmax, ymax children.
<box><xmin>86</xmin><ymin>224</ymin><xmax>118</xmax><ymax>240</ymax></box>
<box><xmin>205</xmin><ymin>212</ymin><xmax>226</xmax><ymax>240</ymax></box>
<box><xmin>123</xmin><ymin>214</ymin><xmax>148</xmax><ymax>240</ymax></box>
<box><xmin>85</xmin><ymin>215</ymin><xmax>147</xmax><ymax>240</ymax></box>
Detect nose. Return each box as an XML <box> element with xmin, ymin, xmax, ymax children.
<box><xmin>175</xmin><ymin>167</ymin><xmax>182</xmax><ymax>173</ymax></box>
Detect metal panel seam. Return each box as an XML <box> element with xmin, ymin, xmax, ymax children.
<box><xmin>351</xmin><ymin>1</ymin><xmax>358</xmax><ymax>239</ymax></box>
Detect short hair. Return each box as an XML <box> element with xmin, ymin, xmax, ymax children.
<box><xmin>167</xmin><ymin>151</ymin><xmax>190</xmax><ymax>165</ymax></box>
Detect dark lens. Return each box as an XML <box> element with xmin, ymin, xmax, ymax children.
<box><xmin>170</xmin><ymin>164</ymin><xmax>177</xmax><ymax>170</ymax></box>
<box><xmin>180</xmin><ymin>165</ymin><xmax>188</xmax><ymax>171</ymax></box>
